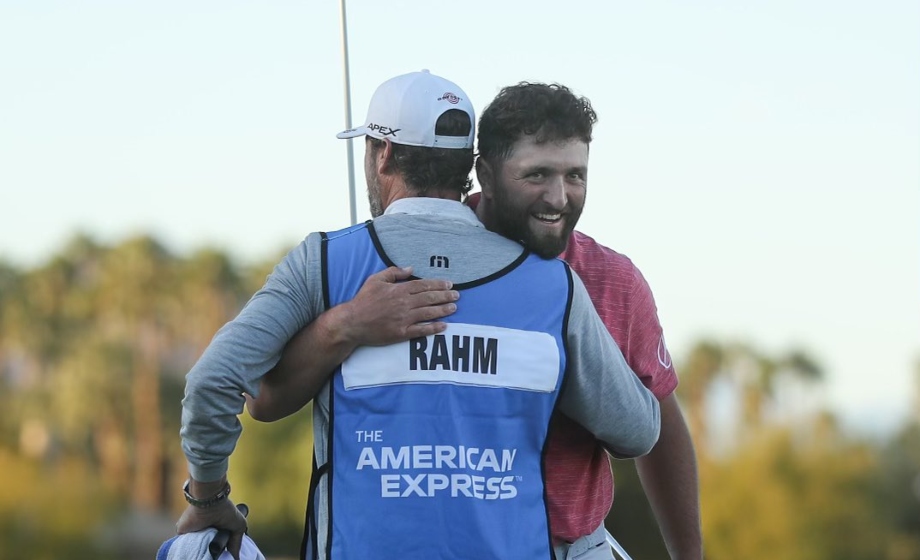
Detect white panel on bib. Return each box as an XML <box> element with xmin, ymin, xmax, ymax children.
<box><xmin>342</xmin><ymin>322</ymin><xmax>559</xmax><ymax>392</ymax></box>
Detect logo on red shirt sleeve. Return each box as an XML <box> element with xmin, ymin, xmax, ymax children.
<box><xmin>657</xmin><ymin>334</ymin><xmax>672</xmax><ymax>369</ymax></box>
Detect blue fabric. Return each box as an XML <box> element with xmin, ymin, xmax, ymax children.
<box><xmin>320</xmin><ymin>223</ymin><xmax>570</xmax><ymax>560</ymax></box>
<box><xmin>156</xmin><ymin>536</ymin><xmax>178</xmax><ymax>560</ymax></box>
<box><xmin>159</xmin><ymin>528</ymin><xmax>216</xmax><ymax>560</ymax></box>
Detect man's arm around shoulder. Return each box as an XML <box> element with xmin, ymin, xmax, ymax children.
<box><xmin>558</xmin><ymin>272</ymin><xmax>660</xmax><ymax>457</ymax></box>
<box><xmin>248</xmin><ymin>266</ymin><xmax>459</xmax><ymax>421</ymax></box>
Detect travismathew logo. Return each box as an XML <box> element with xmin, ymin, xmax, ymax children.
<box><xmin>438</xmin><ymin>92</ymin><xmax>461</xmax><ymax>104</ymax></box>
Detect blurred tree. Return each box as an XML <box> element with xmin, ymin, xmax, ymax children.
<box><xmin>95</xmin><ymin>235</ymin><xmax>175</xmax><ymax>510</ymax></box>
<box><xmin>788</xmin><ymin>419</ymin><xmax>889</xmax><ymax>560</ymax></box>
<box><xmin>0</xmin><ymin>450</ymin><xmax>116</xmax><ymax>560</ymax></box>
<box><xmin>230</xmin><ymin>406</ymin><xmax>315</xmax><ymax>557</ymax></box>
<box><xmin>171</xmin><ymin>248</ymin><xmax>249</xmax><ymax>355</ymax></box>
<box><xmin>3</xmin><ymin>235</ymin><xmax>110</xmax><ymax>463</ymax></box>
<box><xmin>607</xmin><ymin>457</ymin><xmax>669</xmax><ymax>559</ymax></box>
<box><xmin>0</xmin><ymin>259</ymin><xmax>24</xmax><ymax>448</ymax></box>
<box><xmin>676</xmin><ymin>340</ymin><xmax>724</xmax><ymax>449</ymax></box>
<box><xmin>701</xmin><ymin>423</ymin><xmax>887</xmax><ymax>560</ymax></box>
<box><xmin>870</xmin><ymin>363</ymin><xmax>920</xmax><ymax>559</ymax></box>
<box><xmin>722</xmin><ymin>343</ymin><xmax>824</xmax><ymax>437</ymax></box>
<box><xmin>49</xmin><ymin>339</ymin><xmax>134</xmax><ymax>495</ymax></box>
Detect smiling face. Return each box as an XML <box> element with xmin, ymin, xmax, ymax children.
<box><xmin>479</xmin><ymin>135</ymin><xmax>588</xmax><ymax>258</ymax></box>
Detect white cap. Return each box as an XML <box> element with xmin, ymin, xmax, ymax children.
<box><xmin>337</xmin><ymin>70</ymin><xmax>474</xmax><ymax>149</ymax></box>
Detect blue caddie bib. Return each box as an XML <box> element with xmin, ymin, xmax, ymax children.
<box><xmin>307</xmin><ymin>222</ymin><xmax>573</xmax><ymax>560</ymax></box>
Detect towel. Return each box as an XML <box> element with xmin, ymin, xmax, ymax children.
<box><xmin>156</xmin><ymin>529</ymin><xmax>266</xmax><ymax>560</ymax></box>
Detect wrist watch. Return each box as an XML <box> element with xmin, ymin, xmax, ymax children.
<box><xmin>183</xmin><ymin>479</ymin><xmax>231</xmax><ymax>508</ymax></box>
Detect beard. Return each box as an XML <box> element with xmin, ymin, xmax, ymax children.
<box><xmin>491</xmin><ymin>186</ymin><xmax>581</xmax><ymax>259</ymax></box>
<box><xmin>366</xmin><ymin>174</ymin><xmax>384</xmax><ymax>218</ymax></box>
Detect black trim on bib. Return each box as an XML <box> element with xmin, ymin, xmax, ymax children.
<box><xmin>458</xmin><ymin>249</ymin><xmax>531</xmax><ymax>290</ymax></box>
<box><xmin>366</xmin><ymin>221</ymin><xmax>395</xmax><ymax>268</ymax></box>
<box><xmin>555</xmin><ymin>263</ymin><xmax>577</xmax><ymax>408</ymax></box>
<box><xmin>542</xmin><ymin>261</ymin><xmax>576</xmax><ymax>560</ymax></box>
<box><xmin>325</xmin><ymin>390</ymin><xmax>335</xmax><ymax>560</ymax></box>
<box><xmin>366</xmin><ymin>221</ymin><xmax>532</xmax><ymax>290</ymax></box>
<box><xmin>320</xmin><ymin>232</ymin><xmax>330</xmax><ymax>310</ymax></box>
<box><xmin>301</xmin><ymin>452</ymin><xmax>327</xmax><ymax>560</ymax></box>
<box><xmin>320</xmin><ymin>230</ymin><xmax>336</xmax><ymax>559</ymax></box>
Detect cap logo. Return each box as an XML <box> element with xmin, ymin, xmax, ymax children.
<box><xmin>367</xmin><ymin>123</ymin><xmax>401</xmax><ymax>137</ymax></box>
<box><xmin>438</xmin><ymin>92</ymin><xmax>461</xmax><ymax>105</ymax></box>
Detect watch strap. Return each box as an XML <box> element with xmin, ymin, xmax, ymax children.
<box><xmin>183</xmin><ymin>479</ymin><xmax>231</xmax><ymax>508</ymax></box>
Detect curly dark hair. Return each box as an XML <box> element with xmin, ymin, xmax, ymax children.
<box><xmin>368</xmin><ymin>109</ymin><xmax>474</xmax><ymax>196</ymax></box>
<box><xmin>477</xmin><ymin>82</ymin><xmax>597</xmax><ymax>163</ymax></box>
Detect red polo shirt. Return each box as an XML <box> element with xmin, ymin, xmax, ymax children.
<box><xmin>550</xmin><ymin>229</ymin><xmax>677</xmax><ymax>541</ymax></box>
<box><xmin>467</xmin><ymin>193</ymin><xmax>678</xmax><ymax>541</ymax></box>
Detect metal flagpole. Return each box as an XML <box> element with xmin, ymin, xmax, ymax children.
<box><xmin>339</xmin><ymin>0</ymin><xmax>357</xmax><ymax>226</ymax></box>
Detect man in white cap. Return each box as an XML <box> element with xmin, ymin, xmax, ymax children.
<box><xmin>178</xmin><ymin>70</ymin><xmax>660</xmax><ymax>560</ymax></box>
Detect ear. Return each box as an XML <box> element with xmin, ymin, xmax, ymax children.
<box><xmin>376</xmin><ymin>139</ymin><xmax>395</xmax><ymax>176</ymax></box>
<box><xmin>476</xmin><ymin>157</ymin><xmax>496</xmax><ymax>200</ymax></box>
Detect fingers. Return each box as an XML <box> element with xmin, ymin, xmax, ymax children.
<box><xmin>362</xmin><ymin>273</ymin><xmax>458</xmax><ymax>310</ymax></box>
<box><xmin>176</xmin><ymin>505</ymin><xmax>205</xmax><ymax>534</ymax></box>
<box><xmin>373</xmin><ymin>267</ymin><xmax>451</xmax><ymax>292</ymax></box>
<box><xmin>373</xmin><ymin>266</ymin><xmax>413</xmax><ymax>284</ymax></box>
<box><xmin>400</xmin><ymin>302</ymin><xmax>459</xmax><ymax>339</ymax></box>
<box><xmin>227</xmin><ymin>505</ymin><xmax>248</xmax><ymax>560</ymax></box>
<box><xmin>411</xmin><ymin>289</ymin><xmax>459</xmax><ymax>307</ymax></box>
<box><xmin>348</xmin><ymin>268</ymin><xmax>459</xmax><ymax>347</ymax></box>
<box><xmin>405</xmin><ymin>278</ymin><xmax>453</xmax><ymax>295</ymax></box>
<box><xmin>227</xmin><ymin>530</ymin><xmax>244</xmax><ymax>560</ymax></box>
<box><xmin>405</xmin><ymin>321</ymin><xmax>449</xmax><ymax>339</ymax></box>
<box><xmin>409</xmin><ymin>301</ymin><xmax>457</xmax><ymax>323</ymax></box>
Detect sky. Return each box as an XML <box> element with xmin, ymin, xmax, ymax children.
<box><xmin>1</xmin><ymin>0</ymin><xmax>918</xmax><ymax>437</ymax></box>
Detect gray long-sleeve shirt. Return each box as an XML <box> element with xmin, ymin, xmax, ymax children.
<box><xmin>181</xmin><ymin>198</ymin><xmax>660</xmax><ymax>482</ymax></box>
